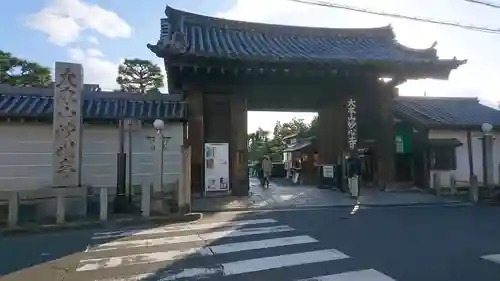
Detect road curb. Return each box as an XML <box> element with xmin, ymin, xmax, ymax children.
<box><xmin>0</xmin><ymin>213</ymin><xmax>203</xmax><ymax>236</ymax></box>
<box><xmin>192</xmin><ymin>201</ymin><xmax>474</xmax><ymax>212</ymax></box>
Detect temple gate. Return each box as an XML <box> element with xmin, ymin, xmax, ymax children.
<box><xmin>148</xmin><ymin>6</ymin><xmax>465</xmax><ymax>196</ymax></box>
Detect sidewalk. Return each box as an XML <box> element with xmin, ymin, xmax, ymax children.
<box><xmin>191</xmin><ymin>177</ymin><xmax>470</xmax><ymax>212</ymax></box>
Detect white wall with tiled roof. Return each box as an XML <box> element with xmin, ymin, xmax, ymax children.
<box><xmin>429</xmin><ymin>129</ymin><xmax>500</xmax><ymax>188</ymax></box>
<box><xmin>0</xmin><ymin>121</ymin><xmax>184</xmax><ymax>194</ymax></box>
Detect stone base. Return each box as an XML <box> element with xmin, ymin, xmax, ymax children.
<box><xmin>35</xmin><ymin>197</ymin><xmax>87</xmax><ymax>219</ymax></box>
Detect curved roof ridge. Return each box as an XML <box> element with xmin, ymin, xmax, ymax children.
<box><xmin>391</xmin><ymin>39</ymin><xmax>439</xmax><ymax>60</ymax></box>
<box><xmin>165</xmin><ymin>5</ymin><xmax>395</xmax><ymax>39</ymax></box>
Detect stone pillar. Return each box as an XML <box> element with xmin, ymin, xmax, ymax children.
<box><xmin>230</xmin><ymin>94</ymin><xmax>249</xmax><ymax>196</ymax></box>
<box><xmin>375</xmin><ymin>85</ymin><xmax>396</xmax><ymax>190</ymax></box>
<box><xmin>186</xmin><ymin>89</ymin><xmax>204</xmax><ymax>195</ymax></box>
<box><xmin>318</xmin><ymin>102</ymin><xmax>346</xmax><ymax>165</ymax></box>
<box><xmin>52</xmin><ymin>62</ymin><xmax>83</xmax><ymax>187</ymax></box>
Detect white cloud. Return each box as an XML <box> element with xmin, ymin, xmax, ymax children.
<box><xmin>26</xmin><ymin>0</ymin><xmax>131</xmax><ymax>46</ymax></box>
<box><xmin>87</xmin><ymin>36</ymin><xmax>99</xmax><ymax>45</ymax></box>
<box><xmin>68</xmin><ymin>47</ymin><xmax>121</xmax><ymax>90</ymax></box>
<box><xmin>86</xmin><ymin>48</ymin><xmax>104</xmax><ymax>57</ymax></box>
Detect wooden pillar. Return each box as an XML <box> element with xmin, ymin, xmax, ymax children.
<box><xmin>186</xmin><ymin>89</ymin><xmax>204</xmax><ymax>195</ymax></box>
<box><xmin>375</xmin><ymin>85</ymin><xmax>396</xmax><ymax>189</ymax></box>
<box><xmin>230</xmin><ymin>94</ymin><xmax>249</xmax><ymax>196</ymax></box>
<box><xmin>318</xmin><ymin>102</ymin><xmax>346</xmax><ymax>165</ymax></box>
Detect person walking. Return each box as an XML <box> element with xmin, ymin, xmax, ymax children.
<box><xmin>261</xmin><ymin>155</ymin><xmax>273</xmax><ymax>188</ymax></box>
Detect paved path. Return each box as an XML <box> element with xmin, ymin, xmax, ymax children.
<box><xmin>192</xmin><ymin>177</ymin><xmax>468</xmax><ymax>212</ymax></box>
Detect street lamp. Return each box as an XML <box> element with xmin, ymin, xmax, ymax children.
<box><xmin>481</xmin><ymin>122</ymin><xmax>495</xmax><ymax>193</ymax></box>
<box><xmin>481</xmin><ymin>122</ymin><xmax>493</xmax><ymax>135</ymax></box>
<box><xmin>146</xmin><ymin>119</ymin><xmax>170</xmax><ymax>193</ymax></box>
<box><xmin>154</xmin><ymin>119</ymin><xmax>165</xmax><ymax>132</ymax></box>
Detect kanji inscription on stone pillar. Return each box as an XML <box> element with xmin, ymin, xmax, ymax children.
<box><xmin>52</xmin><ymin>62</ymin><xmax>83</xmax><ymax>187</ymax></box>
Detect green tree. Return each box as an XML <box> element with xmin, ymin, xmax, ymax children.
<box><xmin>248</xmin><ymin>128</ymin><xmax>271</xmax><ymax>162</ymax></box>
<box><xmin>116</xmin><ymin>59</ymin><xmax>165</xmax><ymax>96</ymax></box>
<box><xmin>0</xmin><ymin>51</ymin><xmax>52</xmax><ymax>87</ymax></box>
<box><xmin>307</xmin><ymin>115</ymin><xmax>319</xmax><ymax>137</ymax></box>
<box><xmin>271</xmin><ymin>118</ymin><xmax>310</xmax><ymax>146</ymax></box>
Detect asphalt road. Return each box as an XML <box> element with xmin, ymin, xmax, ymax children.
<box><xmin>1</xmin><ymin>205</ymin><xmax>500</xmax><ymax>281</ymax></box>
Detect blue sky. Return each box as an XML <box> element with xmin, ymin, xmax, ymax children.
<box><xmin>1</xmin><ymin>0</ymin><xmax>499</xmax><ymax>132</ymax></box>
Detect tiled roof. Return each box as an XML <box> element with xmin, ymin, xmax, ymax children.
<box><xmin>394</xmin><ymin>96</ymin><xmax>500</xmax><ymax>128</ymax></box>
<box><xmin>0</xmin><ymin>85</ymin><xmax>186</xmax><ymax>120</ymax></box>
<box><xmin>148</xmin><ymin>6</ymin><xmax>465</xmax><ymax>71</ymax></box>
<box><xmin>283</xmin><ymin>140</ymin><xmax>312</xmax><ymax>152</ymax></box>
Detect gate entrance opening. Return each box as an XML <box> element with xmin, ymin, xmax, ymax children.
<box><xmin>148</xmin><ymin>6</ymin><xmax>465</xmax><ymax>196</ymax></box>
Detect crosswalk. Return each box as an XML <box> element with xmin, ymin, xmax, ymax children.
<box><xmin>71</xmin><ymin>217</ymin><xmax>397</xmax><ymax>281</ymax></box>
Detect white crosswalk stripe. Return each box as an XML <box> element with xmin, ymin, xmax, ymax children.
<box><xmin>295</xmin><ymin>269</ymin><xmax>396</xmax><ymax>281</ymax></box>
<box><xmin>91</xmin><ymin>218</ymin><xmax>279</xmax><ymax>240</ymax></box>
<box><xmin>71</xmin><ymin>217</ymin><xmax>397</xmax><ymax>281</ymax></box>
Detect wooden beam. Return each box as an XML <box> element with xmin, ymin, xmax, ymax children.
<box><xmin>186</xmin><ymin>88</ymin><xmax>204</xmax><ymax>195</ymax></box>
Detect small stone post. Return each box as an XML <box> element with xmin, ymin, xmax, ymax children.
<box><xmin>141</xmin><ymin>184</ymin><xmax>151</xmax><ymax>217</ymax></box>
<box><xmin>450</xmin><ymin>174</ymin><xmax>457</xmax><ymax>196</ymax></box>
<box><xmin>497</xmin><ymin>163</ymin><xmax>500</xmax><ymax>185</ymax></box>
<box><xmin>56</xmin><ymin>189</ymin><xmax>66</xmax><ymax>224</ymax></box>
<box><xmin>433</xmin><ymin>173</ymin><xmax>441</xmax><ymax>196</ymax></box>
<box><xmin>100</xmin><ymin>187</ymin><xmax>108</xmax><ymax>221</ymax></box>
<box><xmin>470</xmin><ymin>174</ymin><xmax>479</xmax><ymax>203</ymax></box>
<box><xmin>8</xmin><ymin>192</ymin><xmax>19</xmax><ymax>227</ymax></box>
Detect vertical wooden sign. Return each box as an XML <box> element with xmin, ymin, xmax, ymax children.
<box><xmin>346</xmin><ymin>98</ymin><xmax>357</xmax><ymax>151</ymax></box>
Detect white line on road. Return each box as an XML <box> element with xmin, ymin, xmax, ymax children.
<box><xmin>77</xmin><ymin>247</ymin><xmax>212</xmax><ymax>271</ymax></box>
<box><xmin>92</xmin><ymin>249</ymin><xmax>350</xmax><ymax>280</ymax></box>
<box><xmin>93</xmin><ymin>273</ymin><xmax>155</xmax><ymax>281</ymax></box>
<box><xmin>86</xmin><ymin>225</ymin><xmax>295</xmax><ymax>252</ymax></box>
<box><xmin>222</xmin><ymin>249</ymin><xmax>349</xmax><ymax>275</ymax></box>
<box><xmin>91</xmin><ymin>218</ymin><xmax>278</xmax><ymax>240</ymax></box>
<box><xmin>481</xmin><ymin>254</ymin><xmax>500</xmax><ymax>264</ymax></box>
<box><xmin>209</xmin><ymin>235</ymin><xmax>318</xmax><ymax>254</ymax></box>
<box><xmin>296</xmin><ymin>269</ymin><xmax>397</xmax><ymax>281</ymax></box>
<box><xmin>82</xmin><ymin>235</ymin><xmax>318</xmax><ymax>271</ymax></box>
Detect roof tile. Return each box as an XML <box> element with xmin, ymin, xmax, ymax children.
<box><xmin>0</xmin><ymin>93</ymin><xmax>187</xmax><ymax>120</ymax></box>
<box><xmin>394</xmin><ymin>96</ymin><xmax>500</xmax><ymax>128</ymax></box>
<box><xmin>148</xmin><ymin>6</ymin><xmax>464</xmax><ymax>70</ymax></box>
